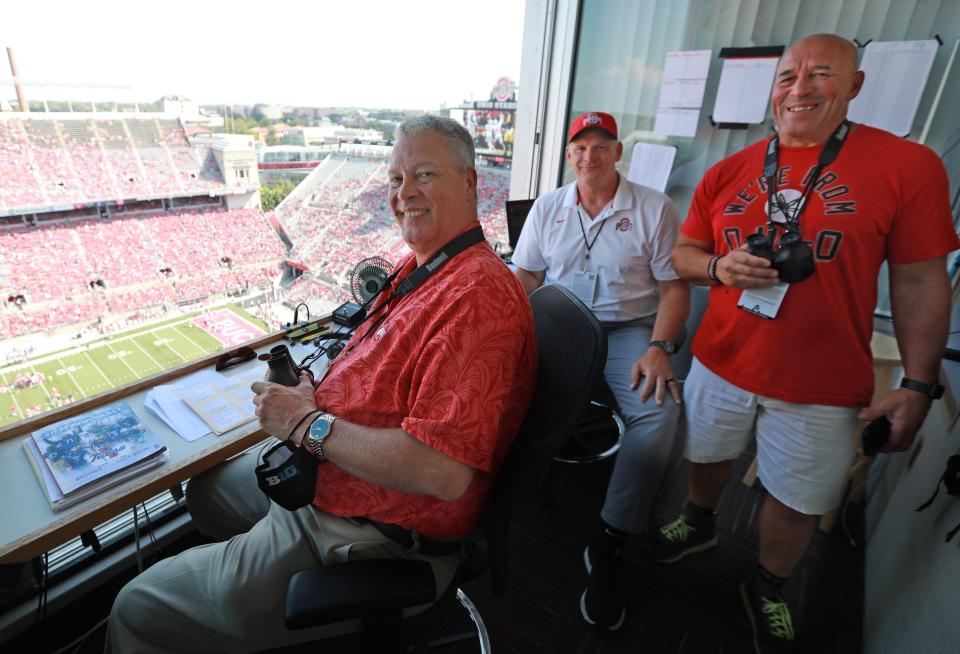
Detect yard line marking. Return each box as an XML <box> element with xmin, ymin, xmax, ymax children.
<box><xmin>84</xmin><ymin>351</ymin><xmax>113</xmax><ymax>386</ymax></box>
<box><xmin>130</xmin><ymin>338</ymin><xmax>165</xmax><ymax>372</ymax></box>
<box><xmin>175</xmin><ymin>323</ymin><xmax>214</xmax><ymax>355</ymax></box>
<box><xmin>52</xmin><ymin>359</ymin><xmax>88</xmax><ymax>399</ymax></box>
<box><xmin>30</xmin><ymin>365</ymin><xmax>52</xmax><ymax>400</ymax></box>
<box><xmin>155</xmin><ymin>329</ymin><xmax>190</xmax><ymax>363</ymax></box>
<box><xmin>0</xmin><ymin>372</ymin><xmax>24</xmax><ymax>420</ymax></box>
<box><xmin>105</xmin><ymin>343</ymin><xmax>139</xmax><ymax>379</ymax></box>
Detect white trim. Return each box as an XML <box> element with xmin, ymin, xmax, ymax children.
<box><xmin>511</xmin><ymin>0</ymin><xmax>582</xmax><ymax>202</ymax></box>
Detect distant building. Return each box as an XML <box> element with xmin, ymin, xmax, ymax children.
<box><xmin>284</xmin><ymin>124</ymin><xmax>384</xmax><ymax>146</ymax></box>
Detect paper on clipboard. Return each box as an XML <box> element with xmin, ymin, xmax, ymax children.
<box><xmin>654</xmin><ymin>50</ymin><xmax>711</xmax><ymax>137</ymax></box>
<box><xmin>627</xmin><ymin>143</ymin><xmax>677</xmax><ymax>193</ymax></box>
<box><xmin>848</xmin><ymin>39</ymin><xmax>938</xmax><ymax>137</ymax></box>
<box><xmin>712</xmin><ymin>56</ymin><xmax>780</xmax><ymax>124</ymax></box>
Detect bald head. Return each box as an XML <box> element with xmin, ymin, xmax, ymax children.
<box><xmin>771</xmin><ymin>33</ymin><xmax>864</xmax><ymax>147</ymax></box>
<box><xmin>785</xmin><ymin>33</ymin><xmax>859</xmax><ymax>75</ymax></box>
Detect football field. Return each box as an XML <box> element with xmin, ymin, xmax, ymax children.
<box><xmin>0</xmin><ymin>305</ymin><xmax>270</xmax><ymax>429</ymax></box>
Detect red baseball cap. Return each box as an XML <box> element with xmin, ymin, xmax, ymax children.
<box><xmin>568</xmin><ymin>112</ymin><xmax>618</xmax><ymax>141</ymax></box>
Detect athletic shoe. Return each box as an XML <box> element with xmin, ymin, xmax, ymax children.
<box><xmin>650</xmin><ymin>513</ymin><xmax>717</xmax><ymax>564</ymax></box>
<box><xmin>579</xmin><ymin>545</ymin><xmax>626</xmax><ymax>631</ymax></box>
<box><xmin>739</xmin><ymin>578</ymin><xmax>796</xmax><ymax>653</ymax></box>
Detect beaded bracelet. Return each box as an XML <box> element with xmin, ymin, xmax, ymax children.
<box><xmin>707</xmin><ymin>255</ymin><xmax>723</xmax><ymax>285</ymax></box>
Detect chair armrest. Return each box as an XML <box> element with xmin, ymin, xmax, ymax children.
<box><xmin>285</xmin><ymin>559</ymin><xmax>437</xmax><ymax>629</ymax></box>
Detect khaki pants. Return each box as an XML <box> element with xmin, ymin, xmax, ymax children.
<box><xmin>106</xmin><ymin>451</ymin><xmax>460</xmax><ymax>653</ymax></box>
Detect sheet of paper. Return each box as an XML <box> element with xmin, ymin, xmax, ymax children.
<box><xmin>182</xmin><ymin>367</ymin><xmax>262</xmax><ymax>435</ymax></box>
<box><xmin>663</xmin><ymin>49</ymin><xmax>712</xmax><ymax>81</ymax></box>
<box><xmin>848</xmin><ymin>39</ymin><xmax>938</xmax><ymax>137</ymax></box>
<box><xmin>654</xmin><ymin>108</ymin><xmax>701</xmax><ymax>138</ymax></box>
<box><xmin>655</xmin><ymin>50</ymin><xmax>712</xmax><ymax>136</ymax></box>
<box><xmin>627</xmin><ymin>143</ymin><xmax>678</xmax><ymax>193</ymax></box>
<box><xmin>145</xmin><ymin>370</ymin><xmax>224</xmax><ymax>441</ymax></box>
<box><xmin>712</xmin><ymin>55</ymin><xmax>780</xmax><ymax>124</ymax></box>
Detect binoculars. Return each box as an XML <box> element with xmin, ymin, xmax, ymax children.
<box><xmin>746</xmin><ymin>231</ymin><xmax>815</xmax><ymax>284</ymax></box>
<box><xmin>265</xmin><ymin>345</ymin><xmax>300</xmax><ymax>387</ymax></box>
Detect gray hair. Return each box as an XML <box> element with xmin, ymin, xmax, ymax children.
<box><xmin>395</xmin><ymin>114</ymin><xmax>476</xmax><ymax>171</ymax></box>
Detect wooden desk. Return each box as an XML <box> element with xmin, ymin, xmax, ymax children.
<box><xmin>0</xmin><ymin>326</ymin><xmax>323</xmax><ymax>564</ymax></box>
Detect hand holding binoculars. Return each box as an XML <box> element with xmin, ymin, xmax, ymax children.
<box><xmin>746</xmin><ymin>231</ymin><xmax>815</xmax><ymax>284</ymax></box>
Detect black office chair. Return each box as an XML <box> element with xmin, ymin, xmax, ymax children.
<box><xmin>283</xmin><ymin>284</ymin><xmax>606</xmax><ymax>653</ymax></box>
<box><xmin>541</xmin><ymin>325</ymin><xmax>688</xmax><ymax>502</ymax></box>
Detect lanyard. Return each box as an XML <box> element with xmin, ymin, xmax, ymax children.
<box><xmin>763</xmin><ymin>120</ymin><xmax>852</xmax><ymax>241</ymax></box>
<box><xmin>343</xmin><ymin>225</ymin><xmax>486</xmax><ymax>354</ymax></box>
<box><xmin>576</xmin><ymin>208</ymin><xmax>609</xmax><ymax>262</ymax></box>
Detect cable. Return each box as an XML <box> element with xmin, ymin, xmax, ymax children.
<box><xmin>141</xmin><ymin>502</ymin><xmax>159</xmax><ymax>565</ymax></box>
<box><xmin>133</xmin><ymin>505</ymin><xmax>143</xmax><ymax>573</ymax></box>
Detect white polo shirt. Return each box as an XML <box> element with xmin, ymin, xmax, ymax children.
<box><xmin>513</xmin><ymin>176</ymin><xmax>680</xmax><ymax>323</ymax></box>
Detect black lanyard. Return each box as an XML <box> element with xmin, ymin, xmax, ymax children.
<box><xmin>576</xmin><ymin>208</ymin><xmax>609</xmax><ymax>262</ymax></box>
<box><xmin>343</xmin><ymin>225</ymin><xmax>486</xmax><ymax>354</ymax></box>
<box><xmin>763</xmin><ymin>120</ymin><xmax>852</xmax><ymax>238</ymax></box>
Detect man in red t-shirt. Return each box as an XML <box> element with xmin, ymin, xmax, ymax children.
<box><xmin>655</xmin><ymin>34</ymin><xmax>958</xmax><ymax>652</ymax></box>
<box><xmin>107</xmin><ymin>116</ymin><xmax>537</xmax><ymax>652</ymax></box>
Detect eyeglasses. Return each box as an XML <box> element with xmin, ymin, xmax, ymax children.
<box><xmin>215</xmin><ymin>346</ymin><xmax>257</xmax><ymax>372</ymax></box>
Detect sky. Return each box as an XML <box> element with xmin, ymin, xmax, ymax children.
<box><xmin>0</xmin><ymin>0</ymin><xmax>526</xmax><ymax>110</ymax></box>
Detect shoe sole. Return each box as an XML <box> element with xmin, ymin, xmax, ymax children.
<box><xmin>739</xmin><ymin>581</ymin><xmax>763</xmax><ymax>654</ymax></box>
<box><xmin>652</xmin><ymin>535</ymin><xmax>718</xmax><ymax>564</ymax></box>
<box><xmin>579</xmin><ymin>589</ymin><xmax>626</xmax><ymax>632</ymax></box>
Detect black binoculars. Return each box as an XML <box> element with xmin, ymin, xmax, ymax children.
<box><xmin>265</xmin><ymin>345</ymin><xmax>300</xmax><ymax>387</ymax></box>
<box><xmin>746</xmin><ymin>231</ymin><xmax>815</xmax><ymax>284</ymax></box>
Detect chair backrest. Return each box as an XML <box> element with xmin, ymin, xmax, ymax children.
<box><xmin>482</xmin><ymin>284</ymin><xmax>606</xmax><ymax>596</ymax></box>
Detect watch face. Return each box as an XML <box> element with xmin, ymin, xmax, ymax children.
<box><xmin>309</xmin><ymin>416</ymin><xmax>332</xmax><ymax>441</ymax></box>
<box><xmin>652</xmin><ymin>340</ymin><xmax>676</xmax><ymax>354</ymax></box>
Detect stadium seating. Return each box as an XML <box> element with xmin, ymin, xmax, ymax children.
<box><xmin>0</xmin><ymin>208</ymin><xmax>283</xmax><ymax>339</ymax></box>
<box><xmin>272</xmin><ymin>156</ymin><xmax>510</xmax><ymax>302</ymax></box>
<box><xmin>0</xmin><ymin>117</ymin><xmax>227</xmax><ymax>212</ymax></box>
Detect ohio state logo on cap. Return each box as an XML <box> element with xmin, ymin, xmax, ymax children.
<box><xmin>568</xmin><ymin>111</ymin><xmax>618</xmax><ymax>141</ymax></box>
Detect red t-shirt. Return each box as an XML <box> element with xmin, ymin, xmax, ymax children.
<box><xmin>312</xmin><ymin>222</ymin><xmax>538</xmax><ymax>537</ymax></box>
<box><xmin>682</xmin><ymin>125</ymin><xmax>959</xmax><ymax>407</ymax></box>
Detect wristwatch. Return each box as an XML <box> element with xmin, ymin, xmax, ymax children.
<box><xmin>649</xmin><ymin>340</ymin><xmax>677</xmax><ymax>355</ymax></box>
<box><xmin>306</xmin><ymin>413</ymin><xmax>337</xmax><ymax>462</ymax></box>
<box><xmin>900</xmin><ymin>377</ymin><xmax>945</xmax><ymax>400</ymax></box>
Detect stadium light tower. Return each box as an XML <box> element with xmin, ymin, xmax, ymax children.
<box><xmin>6</xmin><ymin>47</ymin><xmax>29</xmax><ymax>113</ymax></box>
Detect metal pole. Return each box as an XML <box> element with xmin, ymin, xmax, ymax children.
<box><xmin>6</xmin><ymin>47</ymin><xmax>29</xmax><ymax>112</ymax></box>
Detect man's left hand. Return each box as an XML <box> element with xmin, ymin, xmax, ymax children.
<box><xmin>251</xmin><ymin>372</ymin><xmax>318</xmax><ymax>441</ymax></box>
<box><xmin>630</xmin><ymin>347</ymin><xmax>682</xmax><ymax>405</ymax></box>
<box><xmin>858</xmin><ymin>388</ymin><xmax>933</xmax><ymax>453</ymax></box>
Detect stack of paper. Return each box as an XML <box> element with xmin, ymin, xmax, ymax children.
<box><xmin>145</xmin><ymin>368</ymin><xmax>262</xmax><ymax>441</ymax></box>
<box><xmin>655</xmin><ymin>50</ymin><xmax>712</xmax><ymax>137</ymax></box>
<box><xmin>23</xmin><ymin>402</ymin><xmax>168</xmax><ymax>511</ymax></box>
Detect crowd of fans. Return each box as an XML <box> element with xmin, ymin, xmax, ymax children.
<box><xmin>272</xmin><ymin>155</ymin><xmax>511</xmax><ymax>303</ymax></box>
<box><xmin>0</xmin><ymin>207</ymin><xmax>284</xmax><ymax>339</ymax></box>
<box><xmin>0</xmin><ymin>117</ymin><xmax>226</xmax><ymax>211</ymax></box>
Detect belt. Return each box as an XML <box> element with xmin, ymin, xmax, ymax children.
<box><xmin>353</xmin><ymin>518</ymin><xmax>463</xmax><ymax>556</ymax></box>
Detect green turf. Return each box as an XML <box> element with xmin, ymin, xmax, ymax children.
<box><xmin>0</xmin><ymin>304</ymin><xmax>272</xmax><ymax>429</ymax></box>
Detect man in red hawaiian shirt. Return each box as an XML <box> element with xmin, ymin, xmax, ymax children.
<box><xmin>107</xmin><ymin>116</ymin><xmax>537</xmax><ymax>653</ymax></box>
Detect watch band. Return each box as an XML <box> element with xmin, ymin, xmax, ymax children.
<box><xmin>307</xmin><ymin>413</ymin><xmax>337</xmax><ymax>462</ymax></box>
<box><xmin>649</xmin><ymin>340</ymin><xmax>676</xmax><ymax>355</ymax></box>
<box><xmin>900</xmin><ymin>377</ymin><xmax>945</xmax><ymax>400</ymax></box>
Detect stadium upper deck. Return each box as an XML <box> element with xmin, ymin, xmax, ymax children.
<box><xmin>272</xmin><ymin>153</ymin><xmax>511</xmax><ymax>301</ymax></box>
<box><xmin>0</xmin><ymin>113</ymin><xmax>227</xmax><ymax>215</ymax></box>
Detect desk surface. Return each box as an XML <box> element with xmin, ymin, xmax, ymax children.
<box><xmin>0</xmin><ymin>329</ymin><xmax>321</xmax><ymax>564</ymax></box>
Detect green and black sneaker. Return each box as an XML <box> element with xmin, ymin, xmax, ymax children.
<box><xmin>739</xmin><ymin>579</ymin><xmax>796</xmax><ymax>653</ymax></box>
<box><xmin>650</xmin><ymin>512</ymin><xmax>718</xmax><ymax>564</ymax></box>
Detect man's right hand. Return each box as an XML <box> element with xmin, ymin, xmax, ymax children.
<box><xmin>715</xmin><ymin>244</ymin><xmax>780</xmax><ymax>288</ymax></box>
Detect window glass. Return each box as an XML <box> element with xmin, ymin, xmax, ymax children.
<box><xmin>567</xmin><ymin>0</ymin><xmax>960</xmax><ymax>314</ymax></box>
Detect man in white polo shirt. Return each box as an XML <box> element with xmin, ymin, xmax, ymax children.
<box><xmin>513</xmin><ymin>111</ymin><xmax>690</xmax><ymax>631</ymax></box>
